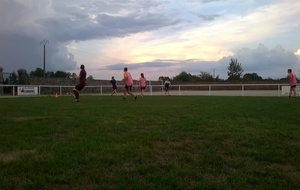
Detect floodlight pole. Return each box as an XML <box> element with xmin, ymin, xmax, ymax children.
<box><xmin>212</xmin><ymin>68</ymin><xmax>216</xmax><ymax>78</ymax></box>
<box><xmin>40</xmin><ymin>40</ymin><xmax>49</xmax><ymax>77</ymax></box>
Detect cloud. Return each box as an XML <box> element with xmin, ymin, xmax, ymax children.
<box><xmin>235</xmin><ymin>44</ymin><xmax>300</xmax><ymax>78</ymax></box>
<box><xmin>0</xmin><ymin>34</ymin><xmax>77</xmax><ymax>73</ymax></box>
<box><xmin>295</xmin><ymin>49</ymin><xmax>300</xmax><ymax>57</ymax></box>
<box><xmin>86</xmin><ymin>0</ymin><xmax>300</xmax><ymax>70</ymax></box>
<box><xmin>175</xmin><ymin>44</ymin><xmax>300</xmax><ymax>79</ymax></box>
<box><xmin>187</xmin><ymin>0</ymin><xmax>225</xmax><ymax>3</ymax></box>
<box><xmin>37</xmin><ymin>12</ymin><xmax>179</xmax><ymax>42</ymax></box>
<box><xmin>0</xmin><ymin>0</ymin><xmax>77</xmax><ymax>72</ymax></box>
<box><xmin>100</xmin><ymin>44</ymin><xmax>300</xmax><ymax>80</ymax></box>
<box><xmin>0</xmin><ymin>0</ymin><xmax>179</xmax><ymax>74</ymax></box>
<box><xmin>104</xmin><ymin>59</ymin><xmax>175</xmax><ymax>71</ymax></box>
<box><xmin>198</xmin><ymin>14</ymin><xmax>220</xmax><ymax>21</ymax></box>
<box><xmin>0</xmin><ymin>0</ymin><xmax>299</xmax><ymax>82</ymax></box>
<box><xmin>200</xmin><ymin>0</ymin><xmax>224</xmax><ymax>2</ymax></box>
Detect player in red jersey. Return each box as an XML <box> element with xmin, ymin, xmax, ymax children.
<box><xmin>73</xmin><ymin>64</ymin><xmax>87</xmax><ymax>102</ymax></box>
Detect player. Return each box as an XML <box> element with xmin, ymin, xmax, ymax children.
<box><xmin>287</xmin><ymin>69</ymin><xmax>297</xmax><ymax>98</ymax></box>
<box><xmin>110</xmin><ymin>76</ymin><xmax>118</xmax><ymax>96</ymax></box>
<box><xmin>73</xmin><ymin>64</ymin><xmax>87</xmax><ymax>102</ymax></box>
<box><xmin>139</xmin><ymin>73</ymin><xmax>147</xmax><ymax>97</ymax></box>
<box><xmin>164</xmin><ymin>78</ymin><xmax>171</xmax><ymax>96</ymax></box>
<box><xmin>123</xmin><ymin>67</ymin><xmax>137</xmax><ymax>100</ymax></box>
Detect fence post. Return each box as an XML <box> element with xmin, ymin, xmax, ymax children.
<box><xmin>13</xmin><ymin>85</ymin><xmax>15</xmax><ymax>96</ymax></box>
<box><xmin>179</xmin><ymin>85</ymin><xmax>181</xmax><ymax>96</ymax></box>
<box><xmin>242</xmin><ymin>84</ymin><xmax>244</xmax><ymax>96</ymax></box>
<box><xmin>39</xmin><ymin>86</ymin><xmax>41</xmax><ymax>96</ymax></box>
<box><xmin>209</xmin><ymin>84</ymin><xmax>211</xmax><ymax>96</ymax></box>
<box><xmin>60</xmin><ymin>86</ymin><xmax>62</xmax><ymax>95</ymax></box>
<box><xmin>0</xmin><ymin>67</ymin><xmax>3</xmax><ymax>95</ymax></box>
<box><xmin>101</xmin><ymin>86</ymin><xmax>102</xmax><ymax>95</ymax></box>
<box><xmin>149</xmin><ymin>81</ymin><xmax>152</xmax><ymax>95</ymax></box>
<box><xmin>278</xmin><ymin>84</ymin><xmax>280</xmax><ymax>96</ymax></box>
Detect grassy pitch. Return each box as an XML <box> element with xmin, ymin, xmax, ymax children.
<box><xmin>0</xmin><ymin>96</ymin><xmax>299</xmax><ymax>189</ymax></box>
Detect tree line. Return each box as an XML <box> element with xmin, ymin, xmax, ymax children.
<box><xmin>160</xmin><ymin>58</ymin><xmax>288</xmax><ymax>83</ymax></box>
<box><xmin>3</xmin><ymin>68</ymin><xmax>94</xmax><ymax>85</ymax></box>
<box><xmin>3</xmin><ymin>58</ymin><xmax>289</xmax><ymax>85</ymax></box>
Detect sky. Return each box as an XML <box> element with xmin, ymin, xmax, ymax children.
<box><xmin>0</xmin><ymin>0</ymin><xmax>300</xmax><ymax>80</ymax></box>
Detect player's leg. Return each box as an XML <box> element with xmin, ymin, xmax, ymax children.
<box><xmin>73</xmin><ymin>88</ymin><xmax>77</xmax><ymax>98</ymax></box>
<box><xmin>74</xmin><ymin>83</ymin><xmax>85</xmax><ymax>102</ymax></box>
<box><xmin>73</xmin><ymin>85</ymin><xmax>79</xmax><ymax>101</ymax></box>
<box><xmin>111</xmin><ymin>87</ymin><xmax>115</xmax><ymax>96</ymax></box>
<box><xmin>73</xmin><ymin>88</ymin><xmax>79</xmax><ymax>101</ymax></box>
<box><xmin>113</xmin><ymin>86</ymin><xmax>117</xmax><ymax>95</ymax></box>
<box><xmin>127</xmin><ymin>86</ymin><xmax>134</xmax><ymax>96</ymax></box>
<box><xmin>292</xmin><ymin>86</ymin><xmax>296</xmax><ymax>97</ymax></box>
<box><xmin>127</xmin><ymin>86</ymin><xmax>137</xmax><ymax>99</ymax></box>
<box><xmin>123</xmin><ymin>85</ymin><xmax>128</xmax><ymax>98</ymax></box>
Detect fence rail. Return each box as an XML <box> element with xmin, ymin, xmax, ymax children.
<box><xmin>0</xmin><ymin>84</ymin><xmax>300</xmax><ymax>96</ymax></box>
<box><xmin>0</xmin><ymin>84</ymin><xmax>297</xmax><ymax>97</ymax></box>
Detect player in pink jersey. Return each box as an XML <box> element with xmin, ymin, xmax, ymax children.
<box><xmin>123</xmin><ymin>67</ymin><xmax>137</xmax><ymax>100</ymax></box>
<box><xmin>138</xmin><ymin>73</ymin><xmax>147</xmax><ymax>97</ymax></box>
<box><xmin>287</xmin><ymin>69</ymin><xmax>297</xmax><ymax>98</ymax></box>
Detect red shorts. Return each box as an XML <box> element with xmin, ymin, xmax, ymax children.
<box><xmin>75</xmin><ymin>83</ymin><xmax>86</xmax><ymax>91</ymax></box>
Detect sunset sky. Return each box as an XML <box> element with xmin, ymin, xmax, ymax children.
<box><xmin>0</xmin><ymin>0</ymin><xmax>299</xmax><ymax>80</ymax></box>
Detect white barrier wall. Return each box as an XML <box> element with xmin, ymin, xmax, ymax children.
<box><xmin>17</xmin><ymin>86</ymin><xmax>38</xmax><ymax>96</ymax></box>
<box><xmin>281</xmin><ymin>86</ymin><xmax>300</xmax><ymax>95</ymax></box>
<box><xmin>0</xmin><ymin>84</ymin><xmax>294</xmax><ymax>97</ymax></box>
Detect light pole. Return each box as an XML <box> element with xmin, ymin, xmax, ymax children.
<box><xmin>40</xmin><ymin>40</ymin><xmax>49</xmax><ymax>77</ymax></box>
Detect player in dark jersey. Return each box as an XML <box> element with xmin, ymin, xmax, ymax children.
<box><xmin>164</xmin><ymin>78</ymin><xmax>171</xmax><ymax>96</ymax></box>
<box><xmin>73</xmin><ymin>64</ymin><xmax>87</xmax><ymax>102</ymax></box>
<box><xmin>110</xmin><ymin>76</ymin><xmax>118</xmax><ymax>96</ymax></box>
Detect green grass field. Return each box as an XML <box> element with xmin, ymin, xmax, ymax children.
<box><xmin>0</xmin><ymin>96</ymin><xmax>299</xmax><ymax>189</ymax></box>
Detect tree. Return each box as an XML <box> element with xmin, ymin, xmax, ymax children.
<box><xmin>227</xmin><ymin>58</ymin><xmax>243</xmax><ymax>81</ymax></box>
<box><xmin>158</xmin><ymin>76</ymin><xmax>169</xmax><ymax>82</ymax></box>
<box><xmin>46</xmin><ymin>71</ymin><xmax>55</xmax><ymax>77</ymax></box>
<box><xmin>70</xmin><ymin>73</ymin><xmax>77</xmax><ymax>79</ymax></box>
<box><xmin>30</xmin><ymin>69</ymin><xmax>78</xmax><ymax>78</ymax></box>
<box><xmin>54</xmin><ymin>71</ymin><xmax>67</xmax><ymax>78</ymax></box>
<box><xmin>197</xmin><ymin>72</ymin><xmax>214</xmax><ymax>81</ymax></box>
<box><xmin>172</xmin><ymin>71</ymin><xmax>194</xmax><ymax>82</ymax></box>
<box><xmin>9</xmin><ymin>72</ymin><xmax>18</xmax><ymax>84</ymax></box>
<box><xmin>30</xmin><ymin>68</ymin><xmax>44</xmax><ymax>77</ymax></box>
<box><xmin>87</xmin><ymin>75</ymin><xmax>94</xmax><ymax>80</ymax></box>
<box><xmin>243</xmin><ymin>73</ymin><xmax>263</xmax><ymax>81</ymax></box>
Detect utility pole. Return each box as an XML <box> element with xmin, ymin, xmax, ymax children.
<box><xmin>40</xmin><ymin>40</ymin><xmax>49</xmax><ymax>77</ymax></box>
<box><xmin>212</xmin><ymin>68</ymin><xmax>216</xmax><ymax>78</ymax></box>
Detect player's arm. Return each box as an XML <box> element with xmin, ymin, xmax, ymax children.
<box><xmin>78</xmin><ymin>71</ymin><xmax>82</xmax><ymax>79</ymax></box>
<box><xmin>288</xmin><ymin>73</ymin><xmax>293</xmax><ymax>82</ymax></box>
<box><xmin>123</xmin><ymin>73</ymin><xmax>127</xmax><ymax>83</ymax></box>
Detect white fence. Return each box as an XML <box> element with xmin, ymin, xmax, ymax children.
<box><xmin>0</xmin><ymin>84</ymin><xmax>299</xmax><ymax>97</ymax></box>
